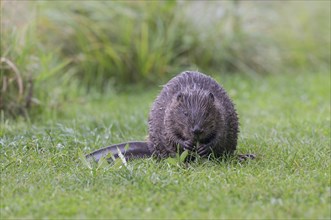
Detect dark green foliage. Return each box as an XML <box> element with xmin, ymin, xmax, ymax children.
<box><xmin>36</xmin><ymin>1</ymin><xmax>330</xmax><ymax>88</ymax></box>
<box><xmin>38</xmin><ymin>1</ymin><xmax>194</xmax><ymax>88</ymax></box>
<box><xmin>1</xmin><ymin>1</ymin><xmax>330</xmax><ymax>117</ymax></box>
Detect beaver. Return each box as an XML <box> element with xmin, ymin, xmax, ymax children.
<box><xmin>86</xmin><ymin>71</ymin><xmax>254</xmax><ymax>162</ymax></box>
<box><xmin>147</xmin><ymin>71</ymin><xmax>238</xmax><ymax>158</ymax></box>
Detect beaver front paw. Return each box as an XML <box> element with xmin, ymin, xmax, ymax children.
<box><xmin>183</xmin><ymin>140</ymin><xmax>195</xmax><ymax>151</ymax></box>
<box><xmin>197</xmin><ymin>144</ymin><xmax>213</xmax><ymax>157</ymax></box>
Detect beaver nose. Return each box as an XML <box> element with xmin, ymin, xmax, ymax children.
<box><xmin>192</xmin><ymin>125</ymin><xmax>203</xmax><ymax>136</ymax></box>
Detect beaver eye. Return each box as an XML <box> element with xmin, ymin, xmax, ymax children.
<box><xmin>183</xmin><ymin>111</ymin><xmax>188</xmax><ymax>116</ymax></box>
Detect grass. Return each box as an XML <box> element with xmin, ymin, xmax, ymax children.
<box><xmin>1</xmin><ymin>1</ymin><xmax>330</xmax><ymax>218</ymax></box>
<box><xmin>1</xmin><ymin>71</ymin><xmax>330</xmax><ymax>219</ymax></box>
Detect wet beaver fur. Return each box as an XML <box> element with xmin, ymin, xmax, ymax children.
<box><xmin>148</xmin><ymin>71</ymin><xmax>238</xmax><ymax>159</ymax></box>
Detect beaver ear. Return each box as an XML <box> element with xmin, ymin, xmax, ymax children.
<box><xmin>208</xmin><ymin>92</ymin><xmax>215</xmax><ymax>102</ymax></box>
<box><xmin>177</xmin><ymin>93</ymin><xmax>184</xmax><ymax>102</ymax></box>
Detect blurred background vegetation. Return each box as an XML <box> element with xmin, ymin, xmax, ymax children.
<box><xmin>1</xmin><ymin>0</ymin><xmax>330</xmax><ymax>119</ymax></box>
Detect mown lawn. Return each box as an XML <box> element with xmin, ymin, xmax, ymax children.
<box><xmin>1</xmin><ymin>72</ymin><xmax>330</xmax><ymax>219</ymax></box>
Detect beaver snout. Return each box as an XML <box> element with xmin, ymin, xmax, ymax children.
<box><xmin>191</xmin><ymin>125</ymin><xmax>203</xmax><ymax>136</ymax></box>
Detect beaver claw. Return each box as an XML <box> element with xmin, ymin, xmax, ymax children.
<box><xmin>183</xmin><ymin>140</ymin><xmax>194</xmax><ymax>151</ymax></box>
<box><xmin>197</xmin><ymin>144</ymin><xmax>212</xmax><ymax>157</ymax></box>
<box><xmin>238</xmin><ymin>154</ymin><xmax>256</xmax><ymax>162</ymax></box>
